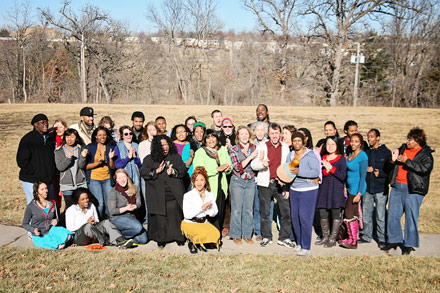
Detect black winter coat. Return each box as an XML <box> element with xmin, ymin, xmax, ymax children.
<box><xmin>389</xmin><ymin>144</ymin><xmax>434</xmax><ymax>195</ymax></box>
<box><xmin>140</xmin><ymin>153</ymin><xmax>186</xmax><ymax>216</ymax></box>
<box><xmin>16</xmin><ymin>129</ymin><xmax>56</xmax><ymax>184</ymax></box>
<box><xmin>366</xmin><ymin>144</ymin><xmax>392</xmax><ymax>194</ymax></box>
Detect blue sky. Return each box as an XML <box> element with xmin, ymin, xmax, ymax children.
<box><xmin>0</xmin><ymin>0</ymin><xmax>258</xmax><ymax>33</ymax></box>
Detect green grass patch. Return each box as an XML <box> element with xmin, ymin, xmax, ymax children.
<box><xmin>0</xmin><ymin>247</ymin><xmax>439</xmax><ymax>292</ymax></box>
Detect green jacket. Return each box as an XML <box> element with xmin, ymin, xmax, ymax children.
<box><xmin>193</xmin><ymin>146</ymin><xmax>232</xmax><ymax>199</ymax></box>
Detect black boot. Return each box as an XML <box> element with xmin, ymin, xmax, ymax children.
<box><xmin>315</xmin><ymin>218</ymin><xmax>330</xmax><ymax>245</ymax></box>
<box><xmin>380</xmin><ymin>242</ymin><xmax>399</xmax><ymax>251</ymax></box>
<box><xmin>188</xmin><ymin>242</ymin><xmax>198</xmax><ymax>254</ymax></box>
<box><xmin>402</xmin><ymin>246</ymin><xmax>415</xmax><ymax>255</ymax></box>
<box><xmin>324</xmin><ymin>219</ymin><xmax>341</xmax><ymax>248</ymax></box>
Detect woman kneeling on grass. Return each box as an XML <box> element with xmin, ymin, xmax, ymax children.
<box><xmin>181</xmin><ymin>166</ymin><xmax>221</xmax><ymax>254</ymax></box>
<box><xmin>65</xmin><ymin>188</ymin><xmax>134</xmax><ymax>249</ymax></box>
<box><xmin>22</xmin><ymin>181</ymin><xmax>73</xmax><ymax>250</ymax></box>
<box><xmin>108</xmin><ymin>169</ymin><xmax>148</xmax><ymax>245</ymax></box>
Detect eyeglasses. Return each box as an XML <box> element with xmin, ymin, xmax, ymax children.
<box><xmin>123</xmin><ymin>132</ymin><xmax>133</xmax><ymax>136</ymax></box>
<box><xmin>222</xmin><ymin>126</ymin><xmax>233</xmax><ymax>129</ymax></box>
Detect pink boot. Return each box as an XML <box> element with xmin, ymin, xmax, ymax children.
<box><xmin>340</xmin><ymin>220</ymin><xmax>358</xmax><ymax>249</ymax></box>
<box><xmin>338</xmin><ymin>219</ymin><xmax>353</xmax><ymax>245</ymax></box>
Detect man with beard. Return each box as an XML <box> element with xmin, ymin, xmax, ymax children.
<box><xmin>17</xmin><ymin>114</ymin><xmax>56</xmax><ymax>203</ymax></box>
<box><xmin>70</xmin><ymin>107</ymin><xmax>96</xmax><ymax>145</ymax></box>
<box><xmin>131</xmin><ymin>111</ymin><xmax>145</xmax><ymax>143</ymax></box>
<box><xmin>248</xmin><ymin>104</ymin><xmax>270</xmax><ymax>133</ymax></box>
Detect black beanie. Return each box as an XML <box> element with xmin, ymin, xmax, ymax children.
<box><xmin>31</xmin><ymin>114</ymin><xmax>48</xmax><ymax>125</ymax></box>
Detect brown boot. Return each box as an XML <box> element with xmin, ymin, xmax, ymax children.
<box><xmin>324</xmin><ymin>219</ymin><xmax>341</xmax><ymax>248</ymax></box>
<box><xmin>315</xmin><ymin>218</ymin><xmax>330</xmax><ymax>245</ymax></box>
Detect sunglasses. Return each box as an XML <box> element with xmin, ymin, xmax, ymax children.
<box><xmin>222</xmin><ymin>126</ymin><xmax>233</xmax><ymax>129</ymax></box>
<box><xmin>123</xmin><ymin>132</ymin><xmax>133</xmax><ymax>136</ymax></box>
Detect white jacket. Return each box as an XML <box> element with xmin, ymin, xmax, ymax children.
<box><xmin>251</xmin><ymin>141</ymin><xmax>290</xmax><ymax>187</ymax></box>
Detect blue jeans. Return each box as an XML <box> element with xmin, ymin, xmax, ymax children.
<box><xmin>21</xmin><ymin>181</ymin><xmax>54</xmax><ymax>204</ymax></box>
<box><xmin>88</xmin><ymin>179</ymin><xmax>112</xmax><ymax>218</ymax></box>
<box><xmin>387</xmin><ymin>182</ymin><xmax>424</xmax><ymax>248</ymax></box>
<box><xmin>290</xmin><ymin>189</ymin><xmax>318</xmax><ymax>250</ymax></box>
<box><xmin>361</xmin><ymin>191</ymin><xmax>387</xmax><ymax>242</ymax></box>
<box><xmin>110</xmin><ymin>215</ymin><xmax>148</xmax><ymax>244</ymax></box>
<box><xmin>253</xmin><ymin>184</ymin><xmax>274</xmax><ymax>236</ymax></box>
<box><xmin>229</xmin><ymin>176</ymin><xmax>255</xmax><ymax>239</ymax></box>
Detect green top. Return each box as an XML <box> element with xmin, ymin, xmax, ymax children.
<box><xmin>193</xmin><ymin>146</ymin><xmax>232</xmax><ymax>199</ymax></box>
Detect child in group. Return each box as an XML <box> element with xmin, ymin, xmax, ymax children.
<box><xmin>181</xmin><ymin>166</ymin><xmax>221</xmax><ymax>254</ymax></box>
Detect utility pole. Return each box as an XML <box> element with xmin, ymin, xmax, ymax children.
<box><xmin>351</xmin><ymin>42</ymin><xmax>364</xmax><ymax>107</ymax></box>
<box><xmin>353</xmin><ymin>42</ymin><xmax>360</xmax><ymax>107</ymax></box>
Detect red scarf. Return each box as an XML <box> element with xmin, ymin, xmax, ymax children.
<box><xmin>115</xmin><ymin>183</ymin><xmax>136</xmax><ymax>205</ymax></box>
<box><xmin>55</xmin><ymin>135</ymin><xmax>63</xmax><ymax>147</ymax></box>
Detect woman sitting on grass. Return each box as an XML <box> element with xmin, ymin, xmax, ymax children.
<box><xmin>108</xmin><ymin>169</ymin><xmax>148</xmax><ymax>245</ymax></box>
<box><xmin>22</xmin><ymin>181</ymin><xmax>73</xmax><ymax>250</ymax></box>
<box><xmin>65</xmin><ymin>188</ymin><xmax>134</xmax><ymax>249</ymax></box>
<box><xmin>181</xmin><ymin>166</ymin><xmax>221</xmax><ymax>254</ymax></box>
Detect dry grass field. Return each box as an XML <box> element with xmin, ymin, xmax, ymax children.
<box><xmin>1</xmin><ymin>247</ymin><xmax>440</xmax><ymax>292</ymax></box>
<box><xmin>1</xmin><ymin>104</ymin><xmax>438</xmax><ymax>232</ymax></box>
<box><xmin>0</xmin><ymin>104</ymin><xmax>439</xmax><ymax>292</ymax></box>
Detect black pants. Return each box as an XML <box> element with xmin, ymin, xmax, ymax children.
<box><xmin>149</xmin><ymin>199</ymin><xmax>185</xmax><ymax>243</ymax></box>
<box><xmin>258</xmin><ymin>182</ymin><xmax>291</xmax><ymax>241</ymax></box>
<box><xmin>209</xmin><ymin>187</ymin><xmax>226</xmax><ymax>232</ymax></box>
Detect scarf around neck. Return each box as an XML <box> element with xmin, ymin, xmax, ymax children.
<box><xmin>115</xmin><ymin>183</ymin><xmax>136</xmax><ymax>205</ymax></box>
<box><xmin>203</xmin><ymin>146</ymin><xmax>220</xmax><ymax>165</ymax></box>
<box><xmin>79</xmin><ymin>120</ymin><xmax>94</xmax><ymax>142</ymax></box>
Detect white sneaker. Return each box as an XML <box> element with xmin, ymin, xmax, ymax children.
<box><xmin>296</xmin><ymin>248</ymin><xmax>310</xmax><ymax>256</ymax></box>
<box><xmin>293</xmin><ymin>245</ymin><xmax>302</xmax><ymax>252</ymax></box>
<box><xmin>260</xmin><ymin>238</ymin><xmax>273</xmax><ymax>247</ymax></box>
<box><xmin>277</xmin><ymin>239</ymin><xmax>295</xmax><ymax>248</ymax></box>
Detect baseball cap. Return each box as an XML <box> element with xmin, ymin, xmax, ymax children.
<box><xmin>80</xmin><ymin>107</ymin><xmax>95</xmax><ymax>117</ymax></box>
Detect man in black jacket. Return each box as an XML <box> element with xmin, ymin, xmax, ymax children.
<box><xmin>16</xmin><ymin>114</ymin><xmax>56</xmax><ymax>204</ymax></box>
<box><xmin>359</xmin><ymin>129</ymin><xmax>391</xmax><ymax>249</ymax></box>
<box><xmin>131</xmin><ymin>111</ymin><xmax>145</xmax><ymax>144</ymax></box>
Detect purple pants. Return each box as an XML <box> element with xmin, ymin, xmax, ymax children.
<box><xmin>290</xmin><ymin>189</ymin><xmax>318</xmax><ymax>250</ymax></box>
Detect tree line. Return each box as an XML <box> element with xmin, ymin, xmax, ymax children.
<box><xmin>0</xmin><ymin>0</ymin><xmax>438</xmax><ymax>107</ymax></box>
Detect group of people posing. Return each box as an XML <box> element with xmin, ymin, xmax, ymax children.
<box><xmin>17</xmin><ymin>105</ymin><xmax>434</xmax><ymax>256</ymax></box>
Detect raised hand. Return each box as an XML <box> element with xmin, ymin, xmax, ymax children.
<box><xmin>156</xmin><ymin>161</ymin><xmax>166</xmax><ymax>174</ymax></box>
<box><xmin>392</xmin><ymin>149</ymin><xmax>399</xmax><ymax>162</ymax></box>
<box><xmin>108</xmin><ymin>149</ymin><xmax>115</xmax><ymax>159</ymax></box>
<box><xmin>322</xmin><ymin>159</ymin><xmax>332</xmax><ymax>172</ymax></box>
<box><xmin>249</xmin><ymin>149</ymin><xmax>259</xmax><ymax>160</ymax></box>
<box><xmin>167</xmin><ymin>164</ymin><xmax>174</xmax><ymax>175</ymax></box>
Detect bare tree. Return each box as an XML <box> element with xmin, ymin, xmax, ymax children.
<box><xmin>303</xmin><ymin>0</ymin><xmax>421</xmax><ymax>106</ymax></box>
<box><xmin>185</xmin><ymin>0</ymin><xmax>222</xmax><ymax>104</ymax></box>
<box><xmin>243</xmin><ymin>0</ymin><xmax>298</xmax><ymax>102</ymax></box>
<box><xmin>40</xmin><ymin>0</ymin><xmax>108</xmax><ymax>103</ymax></box>
<box><xmin>5</xmin><ymin>0</ymin><xmax>34</xmax><ymax>103</ymax></box>
<box><xmin>148</xmin><ymin>0</ymin><xmax>195</xmax><ymax>103</ymax></box>
<box><xmin>386</xmin><ymin>0</ymin><xmax>439</xmax><ymax>107</ymax></box>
